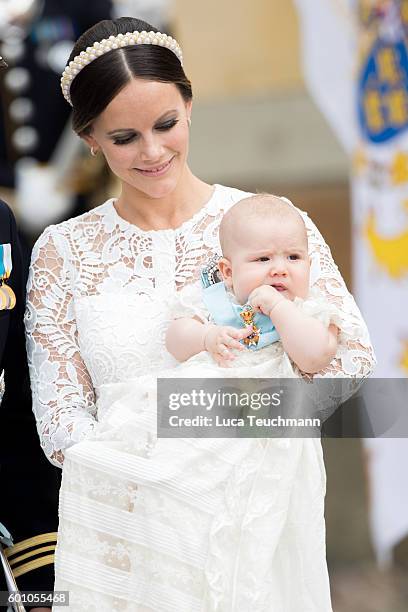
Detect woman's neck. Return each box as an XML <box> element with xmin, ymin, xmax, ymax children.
<box><xmin>114</xmin><ymin>167</ymin><xmax>214</xmax><ymax>231</ymax></box>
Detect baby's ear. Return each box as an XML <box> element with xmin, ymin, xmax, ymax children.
<box><xmin>218</xmin><ymin>257</ymin><xmax>233</xmax><ymax>288</ymax></box>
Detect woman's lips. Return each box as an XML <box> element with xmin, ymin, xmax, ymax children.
<box><xmin>135</xmin><ymin>157</ymin><xmax>174</xmax><ymax>177</ymax></box>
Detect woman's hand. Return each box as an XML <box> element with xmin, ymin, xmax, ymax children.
<box><xmin>203</xmin><ymin>324</ymin><xmax>252</xmax><ymax>367</ymax></box>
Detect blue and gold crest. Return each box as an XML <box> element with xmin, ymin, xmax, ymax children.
<box><xmin>358</xmin><ymin>1</ymin><xmax>408</xmax><ymax>143</ymax></box>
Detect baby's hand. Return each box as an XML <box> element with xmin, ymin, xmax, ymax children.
<box><xmin>247</xmin><ymin>285</ymin><xmax>285</xmax><ymax>317</ymax></box>
<box><xmin>203</xmin><ymin>324</ymin><xmax>253</xmax><ymax>367</ymax></box>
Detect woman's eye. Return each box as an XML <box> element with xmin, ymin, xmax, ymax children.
<box><xmin>113</xmin><ymin>134</ymin><xmax>137</xmax><ymax>145</ymax></box>
<box><xmin>156</xmin><ymin>119</ymin><xmax>179</xmax><ymax>131</ymax></box>
<box><xmin>112</xmin><ymin>120</ymin><xmax>178</xmax><ymax>145</ymax></box>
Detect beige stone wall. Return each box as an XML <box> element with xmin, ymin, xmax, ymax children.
<box><xmin>173</xmin><ymin>0</ymin><xmax>303</xmax><ymax>99</ymax></box>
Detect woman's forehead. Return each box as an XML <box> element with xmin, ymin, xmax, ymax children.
<box><xmin>96</xmin><ymin>79</ymin><xmax>185</xmax><ymax>128</ymax></box>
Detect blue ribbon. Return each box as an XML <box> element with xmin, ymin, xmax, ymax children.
<box><xmin>0</xmin><ymin>244</ymin><xmax>12</xmax><ymax>280</ymax></box>
<box><xmin>202</xmin><ymin>282</ymin><xmax>280</xmax><ymax>350</ymax></box>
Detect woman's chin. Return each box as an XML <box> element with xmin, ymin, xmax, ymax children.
<box><xmin>126</xmin><ymin>175</ymin><xmax>179</xmax><ymax>199</ymax></box>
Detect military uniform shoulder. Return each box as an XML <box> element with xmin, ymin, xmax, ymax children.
<box><xmin>0</xmin><ymin>201</ymin><xmax>18</xmax><ymax>244</ymax></box>
<box><xmin>0</xmin><ymin>199</ymin><xmax>13</xmax><ymax>222</ymax></box>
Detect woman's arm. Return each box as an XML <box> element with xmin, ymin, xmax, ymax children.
<box><xmin>300</xmin><ymin>209</ymin><xmax>376</xmax><ymax>377</ymax></box>
<box><xmin>25</xmin><ymin>227</ymin><xmax>97</xmax><ymax>467</ymax></box>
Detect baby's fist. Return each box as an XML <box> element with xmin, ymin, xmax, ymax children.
<box><xmin>247</xmin><ymin>285</ymin><xmax>284</xmax><ymax>317</ymax></box>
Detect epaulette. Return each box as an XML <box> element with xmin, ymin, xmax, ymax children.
<box><xmin>4</xmin><ymin>532</ymin><xmax>57</xmax><ymax>578</ymax></box>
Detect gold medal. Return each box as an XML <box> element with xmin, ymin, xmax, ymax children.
<box><xmin>0</xmin><ymin>286</ymin><xmax>8</xmax><ymax>310</ymax></box>
<box><xmin>0</xmin><ymin>283</ymin><xmax>16</xmax><ymax>310</ymax></box>
<box><xmin>2</xmin><ymin>283</ymin><xmax>16</xmax><ymax>310</ymax></box>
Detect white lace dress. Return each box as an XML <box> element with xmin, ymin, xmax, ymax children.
<box><xmin>25</xmin><ymin>184</ymin><xmax>375</xmax><ymax>611</ymax></box>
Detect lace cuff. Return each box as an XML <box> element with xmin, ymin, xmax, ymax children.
<box><xmin>295</xmin><ymin>287</ymin><xmax>349</xmax><ymax>331</ymax></box>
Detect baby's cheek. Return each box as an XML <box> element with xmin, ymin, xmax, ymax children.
<box><xmin>300</xmin><ymin>282</ymin><xmax>310</xmax><ymax>299</ymax></box>
<box><xmin>299</xmin><ymin>266</ymin><xmax>311</xmax><ymax>297</ymax></box>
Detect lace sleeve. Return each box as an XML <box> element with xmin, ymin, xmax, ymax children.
<box><xmin>25</xmin><ymin>227</ymin><xmax>97</xmax><ymax>468</ymax></box>
<box><xmin>168</xmin><ymin>281</ymin><xmax>209</xmax><ymax>323</ymax></box>
<box><xmin>301</xmin><ymin>210</ymin><xmax>376</xmax><ymax>378</ymax></box>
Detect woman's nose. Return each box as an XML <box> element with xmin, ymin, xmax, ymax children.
<box><xmin>139</xmin><ymin>134</ymin><xmax>163</xmax><ymax>161</ymax></box>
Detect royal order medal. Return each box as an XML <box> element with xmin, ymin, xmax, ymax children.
<box><xmin>0</xmin><ymin>283</ymin><xmax>16</xmax><ymax>310</ymax></box>
<box><xmin>239</xmin><ymin>305</ymin><xmax>261</xmax><ymax>347</ymax></box>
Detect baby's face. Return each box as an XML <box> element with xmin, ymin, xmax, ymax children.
<box><xmin>220</xmin><ymin>214</ymin><xmax>310</xmax><ymax>304</ymax></box>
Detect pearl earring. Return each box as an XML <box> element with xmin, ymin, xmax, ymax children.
<box><xmin>187</xmin><ymin>117</ymin><xmax>191</xmax><ymax>127</ymax></box>
<box><xmin>90</xmin><ymin>146</ymin><xmax>98</xmax><ymax>157</ymax></box>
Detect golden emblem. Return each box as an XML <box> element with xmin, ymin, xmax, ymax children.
<box><xmin>0</xmin><ymin>282</ymin><xmax>16</xmax><ymax>311</ymax></box>
<box><xmin>239</xmin><ymin>305</ymin><xmax>260</xmax><ymax>347</ymax></box>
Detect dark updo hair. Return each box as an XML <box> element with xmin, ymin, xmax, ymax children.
<box><xmin>67</xmin><ymin>17</ymin><xmax>192</xmax><ymax>136</ymax></box>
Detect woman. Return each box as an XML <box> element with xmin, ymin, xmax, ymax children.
<box><xmin>25</xmin><ymin>16</ymin><xmax>375</xmax><ymax>611</ymax></box>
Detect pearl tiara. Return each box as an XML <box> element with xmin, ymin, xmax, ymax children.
<box><xmin>60</xmin><ymin>30</ymin><xmax>183</xmax><ymax>106</ymax></box>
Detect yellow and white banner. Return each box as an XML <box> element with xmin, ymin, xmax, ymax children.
<box><xmin>295</xmin><ymin>0</ymin><xmax>408</xmax><ymax>565</ymax></box>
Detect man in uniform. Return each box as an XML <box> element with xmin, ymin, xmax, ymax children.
<box><xmin>0</xmin><ymin>197</ymin><xmax>59</xmax><ymax>612</ymax></box>
<box><xmin>0</xmin><ymin>0</ymin><xmax>113</xmax><ymax>239</ymax></box>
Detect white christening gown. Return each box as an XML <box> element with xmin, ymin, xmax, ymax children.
<box><xmin>25</xmin><ymin>184</ymin><xmax>375</xmax><ymax>611</ymax></box>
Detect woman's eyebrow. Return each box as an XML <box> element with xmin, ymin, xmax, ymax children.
<box><xmin>107</xmin><ymin>110</ymin><xmax>179</xmax><ymax>136</ymax></box>
<box><xmin>107</xmin><ymin>128</ymin><xmax>135</xmax><ymax>135</ymax></box>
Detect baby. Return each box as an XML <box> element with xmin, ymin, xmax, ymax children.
<box><xmin>166</xmin><ymin>194</ymin><xmax>339</xmax><ymax>374</ymax></box>
<box><xmin>89</xmin><ymin>199</ymin><xmax>341</xmax><ymax>612</ymax></box>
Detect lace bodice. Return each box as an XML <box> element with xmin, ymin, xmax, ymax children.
<box><xmin>25</xmin><ymin>184</ymin><xmax>375</xmax><ymax>466</ymax></box>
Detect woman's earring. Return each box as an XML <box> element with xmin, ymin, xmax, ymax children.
<box><xmin>187</xmin><ymin>117</ymin><xmax>192</xmax><ymax>128</ymax></box>
<box><xmin>90</xmin><ymin>146</ymin><xmax>98</xmax><ymax>157</ymax></box>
